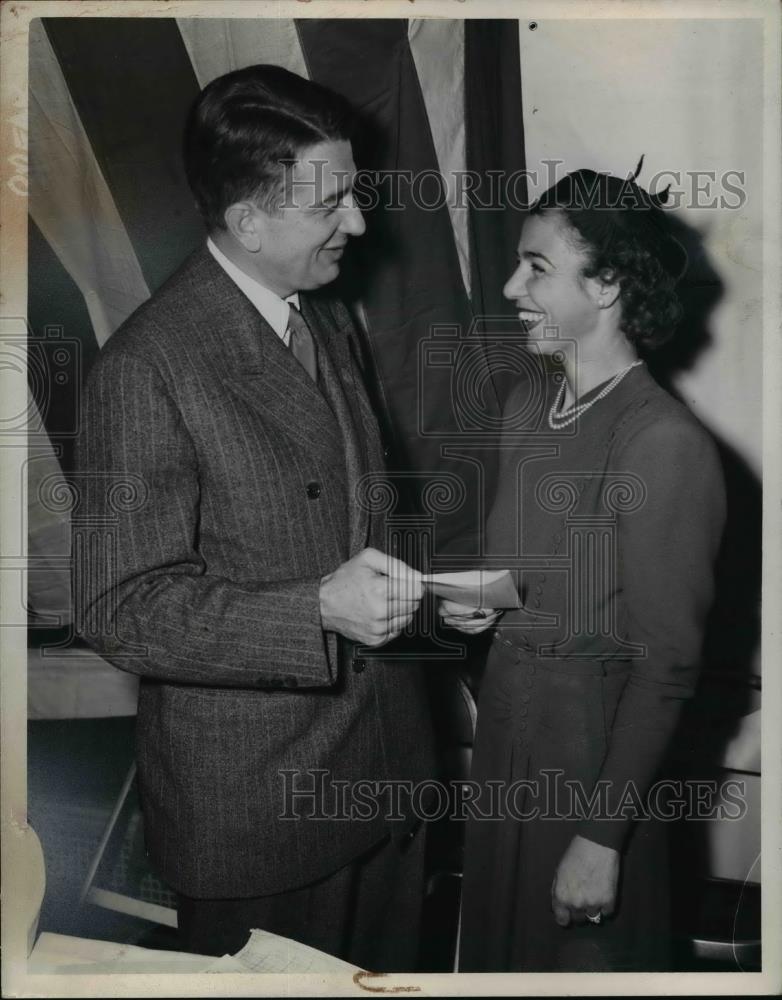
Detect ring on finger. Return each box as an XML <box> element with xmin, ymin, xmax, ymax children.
<box><xmin>585</xmin><ymin>910</ymin><xmax>602</xmax><ymax>925</ymax></box>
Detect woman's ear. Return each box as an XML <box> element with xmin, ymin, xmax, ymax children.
<box><xmin>590</xmin><ymin>267</ymin><xmax>621</xmax><ymax>310</ymax></box>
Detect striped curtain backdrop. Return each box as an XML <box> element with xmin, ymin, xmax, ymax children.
<box><xmin>27</xmin><ymin>16</ymin><xmax>526</xmax><ymax>624</ymax></box>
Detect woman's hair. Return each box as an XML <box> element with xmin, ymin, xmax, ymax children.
<box><xmin>183</xmin><ymin>65</ymin><xmax>356</xmax><ymax>233</ymax></box>
<box><xmin>531</xmin><ymin>167</ymin><xmax>689</xmax><ymax>350</ymax></box>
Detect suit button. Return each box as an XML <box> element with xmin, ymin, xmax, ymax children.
<box><xmin>352</xmin><ymin>657</ymin><xmax>367</xmax><ymax>673</ymax></box>
<box><xmin>383</xmin><ymin>446</ymin><xmax>391</xmax><ymax>460</ymax></box>
<box><xmin>306</xmin><ymin>481</ymin><xmax>321</xmax><ymax>499</ymax></box>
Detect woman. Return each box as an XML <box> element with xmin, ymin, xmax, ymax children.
<box><xmin>442</xmin><ymin>168</ymin><xmax>726</xmax><ymax>972</ymax></box>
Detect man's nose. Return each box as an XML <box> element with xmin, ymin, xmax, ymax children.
<box><xmin>340</xmin><ymin>202</ymin><xmax>366</xmax><ymax>237</ymax></box>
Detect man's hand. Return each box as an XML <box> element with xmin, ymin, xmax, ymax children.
<box><xmin>320</xmin><ymin>548</ymin><xmax>423</xmax><ymax>646</ymax></box>
<box><xmin>551</xmin><ymin>834</ymin><xmax>620</xmax><ymax>927</ymax></box>
<box><xmin>438</xmin><ymin>599</ymin><xmax>501</xmax><ymax>635</ymax></box>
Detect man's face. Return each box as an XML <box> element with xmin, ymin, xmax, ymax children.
<box><xmin>254</xmin><ymin>140</ymin><xmax>365</xmax><ymax>298</ymax></box>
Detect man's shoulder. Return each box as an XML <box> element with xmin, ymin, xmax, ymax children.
<box><xmin>97</xmin><ymin>246</ymin><xmax>229</xmax><ymax>364</ymax></box>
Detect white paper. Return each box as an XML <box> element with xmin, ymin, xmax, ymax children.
<box><xmin>29</xmin><ymin>927</ymin><xmax>359</xmax><ymax>976</ymax></box>
<box><xmin>205</xmin><ymin>928</ymin><xmax>360</xmax><ymax>974</ymax></box>
<box><xmin>422</xmin><ymin>569</ymin><xmax>521</xmax><ymax>609</ymax></box>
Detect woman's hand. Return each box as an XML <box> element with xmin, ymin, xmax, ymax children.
<box><xmin>550</xmin><ymin>834</ymin><xmax>620</xmax><ymax>927</ymax></box>
<box><xmin>438</xmin><ymin>600</ymin><xmax>502</xmax><ymax>635</ymax></box>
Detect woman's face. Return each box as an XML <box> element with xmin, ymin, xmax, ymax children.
<box><xmin>503</xmin><ymin>211</ymin><xmax>602</xmax><ymax>353</ymax></box>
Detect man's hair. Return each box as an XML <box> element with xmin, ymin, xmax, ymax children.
<box><xmin>183</xmin><ymin>65</ymin><xmax>356</xmax><ymax>233</ymax></box>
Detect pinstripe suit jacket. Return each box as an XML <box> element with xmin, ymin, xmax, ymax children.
<box><xmin>75</xmin><ymin>247</ymin><xmax>435</xmax><ymax>897</ymax></box>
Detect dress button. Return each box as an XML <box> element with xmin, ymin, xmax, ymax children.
<box><xmin>519</xmin><ymin>706</ymin><xmax>528</xmax><ymax>717</ymax></box>
<box><xmin>525</xmin><ymin>677</ymin><xmax>533</xmax><ymax>688</ymax></box>
<box><xmin>519</xmin><ymin>721</ymin><xmax>527</xmax><ymax>731</ymax></box>
<box><xmin>352</xmin><ymin>657</ymin><xmax>367</xmax><ymax>673</ymax></box>
<box><xmin>306</xmin><ymin>481</ymin><xmax>321</xmax><ymax>499</ymax></box>
<box><xmin>538</xmin><ymin>574</ymin><xmax>546</xmax><ymax>583</ymax></box>
<box><xmin>521</xmin><ymin>693</ymin><xmax>531</xmax><ymax>703</ymax></box>
<box><xmin>535</xmin><ymin>586</ymin><xmax>543</xmax><ymax>595</ymax></box>
<box><xmin>533</xmin><ymin>599</ymin><xmax>541</xmax><ymax>608</ymax></box>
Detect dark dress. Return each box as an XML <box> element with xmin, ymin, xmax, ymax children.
<box><xmin>459</xmin><ymin>363</ymin><xmax>726</xmax><ymax>972</ymax></box>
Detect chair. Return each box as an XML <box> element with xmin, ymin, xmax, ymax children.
<box><xmin>79</xmin><ymin>762</ymin><xmax>178</xmax><ymax>929</ymax></box>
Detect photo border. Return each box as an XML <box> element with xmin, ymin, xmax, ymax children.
<box><xmin>2</xmin><ymin>0</ymin><xmax>780</xmax><ymax>995</ymax></box>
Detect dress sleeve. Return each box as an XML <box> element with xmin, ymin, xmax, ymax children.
<box><xmin>577</xmin><ymin>415</ymin><xmax>726</xmax><ymax>850</ymax></box>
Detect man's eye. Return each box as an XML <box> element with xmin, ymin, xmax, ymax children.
<box><xmin>530</xmin><ymin>262</ymin><xmax>545</xmax><ymax>274</ymax></box>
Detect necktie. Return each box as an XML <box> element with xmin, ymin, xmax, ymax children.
<box><xmin>286</xmin><ymin>303</ymin><xmax>318</xmax><ymax>383</ymax></box>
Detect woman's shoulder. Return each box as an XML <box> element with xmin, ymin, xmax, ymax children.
<box><xmin>611</xmin><ymin>374</ymin><xmax>722</xmax><ymax>478</ymax></box>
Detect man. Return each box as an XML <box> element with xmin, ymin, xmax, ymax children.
<box><xmin>75</xmin><ymin>65</ymin><xmax>435</xmax><ymax>970</ymax></box>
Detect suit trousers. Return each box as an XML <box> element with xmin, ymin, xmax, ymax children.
<box><xmin>177</xmin><ymin>824</ymin><xmax>426</xmax><ymax>971</ymax></box>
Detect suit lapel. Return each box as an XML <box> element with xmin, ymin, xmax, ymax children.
<box><xmin>186</xmin><ymin>251</ymin><xmax>346</xmax><ymax>470</ymax></box>
<box><xmin>185</xmin><ymin>249</ymin><xmax>376</xmax><ymax>555</ymax></box>
<box><xmin>302</xmin><ymin>296</ymin><xmax>374</xmax><ymax>556</ymax></box>
<box><xmin>225</xmin><ymin>335</ymin><xmax>347</xmax><ymax>471</ymax></box>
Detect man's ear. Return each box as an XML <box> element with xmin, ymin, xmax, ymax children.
<box><xmin>223</xmin><ymin>202</ymin><xmax>264</xmax><ymax>253</ymax></box>
<box><xmin>588</xmin><ymin>268</ymin><xmax>621</xmax><ymax>310</ymax></box>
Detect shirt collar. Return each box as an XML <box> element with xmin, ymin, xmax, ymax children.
<box><xmin>206</xmin><ymin>237</ymin><xmax>300</xmax><ymax>341</ymax></box>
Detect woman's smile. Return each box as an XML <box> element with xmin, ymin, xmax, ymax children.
<box><xmin>516</xmin><ymin>307</ymin><xmax>546</xmax><ymax>332</ymax></box>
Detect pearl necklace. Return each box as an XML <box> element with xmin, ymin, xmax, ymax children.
<box><xmin>548</xmin><ymin>360</ymin><xmax>643</xmax><ymax>430</ymax></box>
